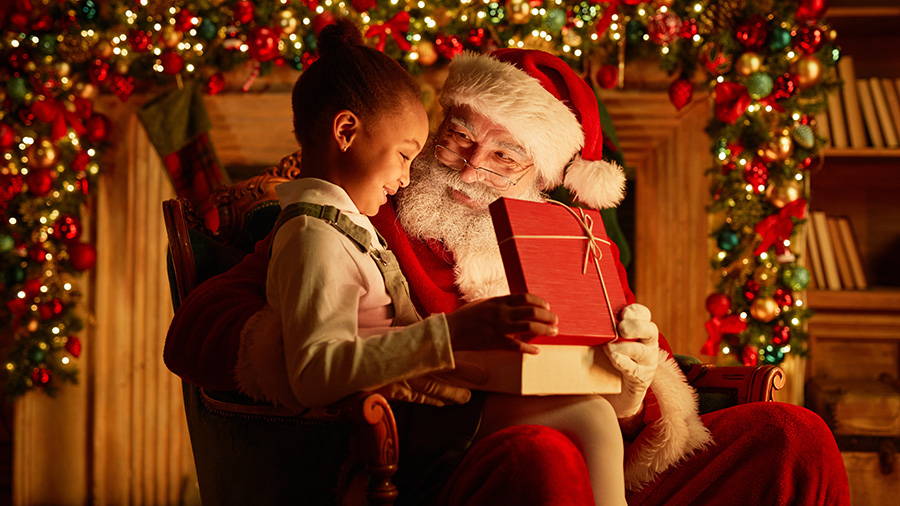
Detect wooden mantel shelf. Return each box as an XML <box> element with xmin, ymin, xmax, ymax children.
<box><xmin>807</xmin><ymin>289</ymin><xmax>900</xmax><ymax>312</ymax></box>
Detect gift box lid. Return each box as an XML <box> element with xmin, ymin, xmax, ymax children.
<box><xmin>490</xmin><ymin>197</ymin><xmax>627</xmax><ymax>346</ymax></box>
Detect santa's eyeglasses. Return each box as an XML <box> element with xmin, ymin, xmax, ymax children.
<box><xmin>434</xmin><ymin>143</ymin><xmax>532</xmax><ymax>191</ymax></box>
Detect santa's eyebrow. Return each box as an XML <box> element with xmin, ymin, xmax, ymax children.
<box><xmin>448</xmin><ymin>115</ymin><xmax>474</xmax><ymax>133</ymax></box>
<box><xmin>448</xmin><ymin>115</ymin><xmax>528</xmax><ymax>158</ymax></box>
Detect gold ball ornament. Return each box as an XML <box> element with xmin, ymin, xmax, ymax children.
<box><xmin>765</xmin><ymin>179</ymin><xmax>803</xmax><ymax>208</ymax></box>
<box><xmin>93</xmin><ymin>39</ymin><xmax>114</xmax><ymax>59</ymax></box>
<box><xmin>53</xmin><ymin>60</ymin><xmax>71</xmax><ymax>78</ymax></box>
<box><xmin>758</xmin><ymin>132</ymin><xmax>794</xmax><ymax>162</ymax></box>
<box><xmin>277</xmin><ymin>10</ymin><xmax>298</xmax><ymax>35</ymax></box>
<box><xmin>753</xmin><ymin>264</ymin><xmax>779</xmax><ymax>287</ymax></box>
<box><xmin>74</xmin><ymin>81</ymin><xmax>99</xmax><ymax>100</ymax></box>
<box><xmin>562</xmin><ymin>28</ymin><xmax>583</xmax><ymax>48</ymax></box>
<box><xmin>750</xmin><ymin>296</ymin><xmax>781</xmax><ymax>322</ymax></box>
<box><xmin>509</xmin><ymin>0</ymin><xmax>532</xmax><ymax>25</ymax></box>
<box><xmin>414</xmin><ymin>40</ymin><xmax>438</xmax><ymax>66</ymax></box>
<box><xmin>793</xmin><ymin>55</ymin><xmax>822</xmax><ymax>89</ymax></box>
<box><xmin>28</xmin><ymin>138</ymin><xmax>59</xmax><ymax>169</ymax></box>
<box><xmin>736</xmin><ymin>52</ymin><xmax>763</xmax><ymax>77</ymax></box>
<box><xmin>161</xmin><ymin>26</ymin><xmax>183</xmax><ymax>49</ymax></box>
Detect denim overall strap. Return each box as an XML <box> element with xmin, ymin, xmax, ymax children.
<box><xmin>272</xmin><ymin>202</ymin><xmax>421</xmax><ymax>326</ymax></box>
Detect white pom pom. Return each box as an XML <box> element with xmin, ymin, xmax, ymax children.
<box><xmin>563</xmin><ymin>156</ymin><xmax>626</xmax><ymax>209</ymax></box>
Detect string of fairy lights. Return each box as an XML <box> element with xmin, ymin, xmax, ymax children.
<box><xmin>1</xmin><ymin>0</ymin><xmax>837</xmax><ymax>396</ymax></box>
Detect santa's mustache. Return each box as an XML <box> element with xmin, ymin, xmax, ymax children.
<box><xmin>409</xmin><ymin>147</ymin><xmax>501</xmax><ymax>207</ymax></box>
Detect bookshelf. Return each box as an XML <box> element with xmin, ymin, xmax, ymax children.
<box><xmin>807</xmin><ymin>4</ymin><xmax>900</xmax><ymax>504</ymax></box>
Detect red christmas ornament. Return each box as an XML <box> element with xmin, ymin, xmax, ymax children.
<box><xmin>743</xmin><ymin>280</ymin><xmax>761</xmax><ymax>300</ymax></box>
<box><xmin>735</xmin><ymin>15</ymin><xmax>767</xmax><ymax>51</ymax></box>
<box><xmin>0</xmin><ymin>123</ymin><xmax>16</xmax><ymax>150</ymax></box>
<box><xmin>32</xmin><ymin>367</ymin><xmax>52</xmax><ymax>386</ymax></box>
<box><xmin>232</xmin><ymin>0</ymin><xmax>255</xmax><ymax>25</ymax></box>
<box><xmin>699</xmin><ymin>43</ymin><xmax>733</xmax><ymax>75</ymax></box>
<box><xmin>66</xmin><ymin>336</ymin><xmax>82</xmax><ymax>358</ymax></box>
<box><xmin>714</xmin><ymin>82</ymin><xmax>751</xmax><ymax>124</ymax></box>
<box><xmin>773</xmin><ymin>73</ymin><xmax>798</xmax><ymax>100</ymax></box>
<box><xmin>160</xmin><ymin>51</ymin><xmax>184</xmax><ymax>75</ymax></box>
<box><xmin>797</xmin><ymin>0</ymin><xmax>829</xmax><ymax>22</ymax></box>
<box><xmin>23</xmin><ymin>278</ymin><xmax>43</xmax><ymax>298</ymax></box>
<box><xmin>647</xmin><ymin>11</ymin><xmax>682</xmax><ymax>45</ymax></box>
<box><xmin>25</xmin><ymin>168</ymin><xmax>54</xmax><ymax>197</ymax></box>
<box><xmin>89</xmin><ymin>58</ymin><xmax>110</xmax><ymax>84</ymax></box>
<box><xmin>744</xmin><ymin>160</ymin><xmax>769</xmax><ymax>190</ymax></box>
<box><xmin>668</xmin><ymin>77</ymin><xmax>693</xmax><ymax>110</ymax></box>
<box><xmin>467</xmin><ymin>28</ymin><xmax>486</xmax><ymax>48</ymax></box>
<box><xmin>54</xmin><ymin>214</ymin><xmax>82</xmax><ymax>242</ymax></box>
<box><xmin>50</xmin><ymin>298</ymin><xmax>64</xmax><ymax>314</ymax></box>
<box><xmin>705</xmin><ymin>293</ymin><xmax>732</xmax><ymax>317</ymax></box>
<box><xmin>435</xmin><ymin>34</ymin><xmax>464</xmax><ymax>60</ymax></box>
<box><xmin>207</xmin><ymin>72</ymin><xmax>226</xmax><ymax>95</ymax></box>
<box><xmin>795</xmin><ymin>25</ymin><xmax>824</xmax><ymax>55</ymax></box>
<box><xmin>175</xmin><ymin>9</ymin><xmax>196</xmax><ymax>31</ymax></box>
<box><xmin>28</xmin><ymin>245</ymin><xmax>46</xmax><ymax>263</ymax></box>
<box><xmin>32</xmin><ymin>14</ymin><xmax>54</xmax><ymax>32</ymax></box>
<box><xmin>18</xmin><ymin>106</ymin><xmax>35</xmax><ymax>127</ymax></box>
<box><xmin>247</xmin><ymin>27</ymin><xmax>280</xmax><ymax>62</ymax></box>
<box><xmin>313</xmin><ymin>11</ymin><xmax>337</xmax><ymax>36</ymax></box>
<box><xmin>680</xmin><ymin>19</ymin><xmax>698</xmax><ymax>39</ymax></box>
<box><xmin>7</xmin><ymin>298</ymin><xmax>27</xmax><ymax>318</ymax></box>
<box><xmin>129</xmin><ymin>30</ymin><xmax>152</xmax><ymax>52</ymax></box>
<box><xmin>772</xmin><ymin>325</ymin><xmax>790</xmax><ymax>345</ymax></box>
<box><xmin>37</xmin><ymin>302</ymin><xmax>54</xmax><ymax>320</ymax></box>
<box><xmin>351</xmin><ymin>0</ymin><xmax>377</xmax><ymax>11</ymax></box>
<box><xmin>721</xmin><ymin>161</ymin><xmax>737</xmax><ymax>175</ymax></box>
<box><xmin>68</xmin><ymin>242</ymin><xmax>97</xmax><ymax>271</ymax></box>
<box><xmin>774</xmin><ymin>288</ymin><xmax>793</xmax><ymax>307</ymax></box>
<box><xmin>596</xmin><ymin>64</ymin><xmax>618</xmax><ymax>90</ymax></box>
<box><xmin>741</xmin><ymin>346</ymin><xmax>759</xmax><ymax>366</ymax></box>
<box><xmin>111</xmin><ymin>75</ymin><xmax>135</xmax><ymax>102</ymax></box>
<box><xmin>84</xmin><ymin>114</ymin><xmax>111</xmax><ymax>144</ymax></box>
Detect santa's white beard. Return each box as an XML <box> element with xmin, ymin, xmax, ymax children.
<box><xmin>396</xmin><ymin>148</ymin><xmax>544</xmax><ymax>301</ymax></box>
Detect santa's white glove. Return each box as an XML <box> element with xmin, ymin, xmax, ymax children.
<box><xmin>603</xmin><ymin>303</ymin><xmax>660</xmax><ymax>418</ymax></box>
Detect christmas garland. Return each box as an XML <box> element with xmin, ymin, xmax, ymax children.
<box><xmin>0</xmin><ymin>0</ymin><xmax>836</xmax><ymax>396</ymax></box>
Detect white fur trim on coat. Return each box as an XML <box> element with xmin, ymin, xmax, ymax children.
<box><xmin>564</xmin><ymin>156</ymin><xmax>626</xmax><ymax>210</ymax></box>
<box><xmin>440</xmin><ymin>52</ymin><xmax>583</xmax><ymax>191</ymax></box>
<box><xmin>624</xmin><ymin>350</ymin><xmax>713</xmax><ymax>491</ymax></box>
<box><xmin>233</xmin><ymin>305</ymin><xmax>304</xmax><ymax>411</ymax></box>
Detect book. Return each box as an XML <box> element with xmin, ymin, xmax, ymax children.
<box><xmin>837</xmin><ymin>56</ymin><xmax>868</xmax><ymax>148</ymax></box>
<box><xmin>814</xmin><ymin>108</ymin><xmax>832</xmax><ymax>148</ymax></box>
<box><xmin>805</xmin><ymin>219</ymin><xmax>825</xmax><ymax>290</ymax></box>
<box><xmin>825</xmin><ymin>68</ymin><xmax>849</xmax><ymax>149</ymax></box>
<box><xmin>869</xmin><ymin>78</ymin><xmax>899</xmax><ymax>148</ymax></box>
<box><xmin>827</xmin><ymin>215</ymin><xmax>856</xmax><ymax>289</ymax></box>
<box><xmin>857</xmin><ymin>79</ymin><xmax>885</xmax><ymax>148</ymax></box>
<box><xmin>836</xmin><ymin>216</ymin><xmax>868</xmax><ymax>290</ymax></box>
<box><xmin>811</xmin><ymin>211</ymin><xmax>842</xmax><ymax>290</ymax></box>
<box><xmin>883</xmin><ymin>77</ymin><xmax>900</xmax><ymax>146</ymax></box>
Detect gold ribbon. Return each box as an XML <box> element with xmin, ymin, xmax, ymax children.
<box><xmin>497</xmin><ymin>199</ymin><xmax>620</xmax><ymax>340</ymax></box>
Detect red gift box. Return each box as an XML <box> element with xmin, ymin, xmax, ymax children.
<box><xmin>490</xmin><ymin>197</ymin><xmax>628</xmax><ymax>346</ymax></box>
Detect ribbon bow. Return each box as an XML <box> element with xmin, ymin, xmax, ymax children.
<box><xmin>701</xmin><ymin>314</ymin><xmax>748</xmax><ymax>356</ymax></box>
<box><xmin>753</xmin><ymin>198</ymin><xmax>807</xmax><ymax>256</ymax></box>
<box><xmin>365</xmin><ymin>11</ymin><xmax>411</xmax><ymax>52</ymax></box>
<box><xmin>714</xmin><ymin>81</ymin><xmax>751</xmax><ymax>124</ymax></box>
<box><xmin>594</xmin><ymin>0</ymin><xmax>644</xmax><ymax>37</ymax></box>
<box><xmin>31</xmin><ymin>97</ymin><xmax>87</xmax><ymax>141</ymax></box>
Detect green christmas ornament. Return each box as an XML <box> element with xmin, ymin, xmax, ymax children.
<box><xmin>792</xmin><ymin>124</ymin><xmax>815</xmax><ymax>149</ymax></box>
<box><xmin>0</xmin><ymin>233</ymin><xmax>14</xmax><ymax>253</ymax></box>
<box><xmin>769</xmin><ymin>27</ymin><xmax>792</xmax><ymax>51</ymax></box>
<box><xmin>782</xmin><ymin>265</ymin><xmax>811</xmax><ymax>291</ymax></box>
<box><xmin>717</xmin><ymin>229</ymin><xmax>740</xmax><ymax>251</ymax></box>
<box><xmin>546</xmin><ymin>9</ymin><xmax>567</xmax><ymax>31</ymax></box>
<box><xmin>747</xmin><ymin>72</ymin><xmax>774</xmax><ymax>100</ymax></box>
<box><xmin>626</xmin><ymin>19</ymin><xmax>645</xmax><ymax>44</ymax></box>
<box><xmin>199</xmin><ymin>18</ymin><xmax>218</xmax><ymax>40</ymax></box>
<box><xmin>28</xmin><ymin>348</ymin><xmax>46</xmax><ymax>364</ymax></box>
<box><xmin>78</xmin><ymin>0</ymin><xmax>99</xmax><ymax>21</ymax></box>
<box><xmin>7</xmin><ymin>77</ymin><xmax>28</xmax><ymax>101</ymax></box>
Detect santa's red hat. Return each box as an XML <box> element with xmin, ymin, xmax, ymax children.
<box><xmin>439</xmin><ymin>49</ymin><xmax>626</xmax><ymax>210</ymax></box>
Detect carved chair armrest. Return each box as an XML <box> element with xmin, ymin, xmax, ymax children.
<box><xmin>683</xmin><ymin>363</ymin><xmax>786</xmax><ymax>407</ymax></box>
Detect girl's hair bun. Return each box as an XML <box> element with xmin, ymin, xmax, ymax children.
<box><xmin>317</xmin><ymin>18</ymin><xmax>365</xmax><ymax>58</ymax></box>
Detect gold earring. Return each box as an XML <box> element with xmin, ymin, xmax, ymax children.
<box><xmin>341</xmin><ymin>145</ymin><xmax>348</xmax><ymax>152</ymax></box>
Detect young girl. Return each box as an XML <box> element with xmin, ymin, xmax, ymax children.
<box><xmin>239</xmin><ymin>19</ymin><xmax>626</xmax><ymax>506</ymax></box>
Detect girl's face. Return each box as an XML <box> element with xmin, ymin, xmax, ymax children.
<box><xmin>341</xmin><ymin>99</ymin><xmax>429</xmax><ymax>216</ymax></box>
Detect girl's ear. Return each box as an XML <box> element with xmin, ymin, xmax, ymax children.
<box><xmin>333</xmin><ymin>110</ymin><xmax>360</xmax><ymax>152</ymax></box>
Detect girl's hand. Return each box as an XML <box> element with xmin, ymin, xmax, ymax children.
<box><xmin>445</xmin><ymin>293</ymin><xmax>559</xmax><ymax>355</ymax></box>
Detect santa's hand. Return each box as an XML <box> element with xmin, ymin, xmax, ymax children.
<box><xmin>603</xmin><ymin>303</ymin><xmax>659</xmax><ymax>418</ymax></box>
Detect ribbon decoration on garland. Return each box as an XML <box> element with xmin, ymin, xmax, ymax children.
<box><xmin>701</xmin><ymin>314</ymin><xmax>748</xmax><ymax>356</ymax></box>
<box><xmin>365</xmin><ymin>11</ymin><xmax>412</xmax><ymax>52</ymax></box>
<box><xmin>753</xmin><ymin>198</ymin><xmax>807</xmax><ymax>256</ymax></box>
<box><xmin>714</xmin><ymin>81</ymin><xmax>751</xmax><ymax>124</ymax></box>
<box><xmin>31</xmin><ymin>96</ymin><xmax>89</xmax><ymax>141</ymax></box>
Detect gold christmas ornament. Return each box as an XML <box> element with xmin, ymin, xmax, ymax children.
<box><xmin>736</xmin><ymin>52</ymin><xmax>762</xmax><ymax>76</ymax></box>
<box><xmin>753</xmin><ymin>264</ymin><xmax>779</xmax><ymax>286</ymax></box>
<box><xmin>758</xmin><ymin>132</ymin><xmax>794</xmax><ymax>162</ymax></box>
<box><xmin>29</xmin><ymin>138</ymin><xmax>59</xmax><ymax>169</ymax></box>
<box><xmin>74</xmin><ymin>81</ymin><xmax>99</xmax><ymax>99</ymax></box>
<box><xmin>793</xmin><ymin>55</ymin><xmax>822</xmax><ymax>89</ymax></box>
<box><xmin>53</xmin><ymin>61</ymin><xmax>71</xmax><ymax>78</ymax></box>
<box><xmin>277</xmin><ymin>10</ymin><xmax>298</xmax><ymax>35</ymax></box>
<box><xmin>160</xmin><ymin>26</ymin><xmax>183</xmax><ymax>49</ymax></box>
<box><xmin>93</xmin><ymin>39</ymin><xmax>113</xmax><ymax>59</ymax></box>
<box><xmin>765</xmin><ymin>179</ymin><xmax>802</xmax><ymax>208</ymax></box>
<box><xmin>750</xmin><ymin>296</ymin><xmax>780</xmax><ymax>322</ymax></box>
<box><xmin>508</xmin><ymin>0</ymin><xmax>532</xmax><ymax>25</ymax></box>
<box><xmin>414</xmin><ymin>40</ymin><xmax>438</xmax><ymax>66</ymax></box>
<box><xmin>562</xmin><ymin>28</ymin><xmax>583</xmax><ymax>48</ymax></box>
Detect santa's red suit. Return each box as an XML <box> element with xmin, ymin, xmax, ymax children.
<box><xmin>165</xmin><ymin>197</ymin><xmax>850</xmax><ymax>506</ymax></box>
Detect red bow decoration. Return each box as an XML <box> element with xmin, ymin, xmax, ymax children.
<box><xmin>31</xmin><ymin>97</ymin><xmax>87</xmax><ymax>141</ymax></box>
<box><xmin>365</xmin><ymin>11</ymin><xmax>411</xmax><ymax>52</ymax></box>
<box><xmin>701</xmin><ymin>314</ymin><xmax>748</xmax><ymax>356</ymax></box>
<box><xmin>714</xmin><ymin>81</ymin><xmax>751</xmax><ymax>124</ymax></box>
<box><xmin>753</xmin><ymin>198</ymin><xmax>807</xmax><ymax>256</ymax></box>
<box><xmin>594</xmin><ymin>0</ymin><xmax>643</xmax><ymax>37</ymax></box>
<box><xmin>758</xmin><ymin>94</ymin><xmax>786</xmax><ymax>112</ymax></box>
